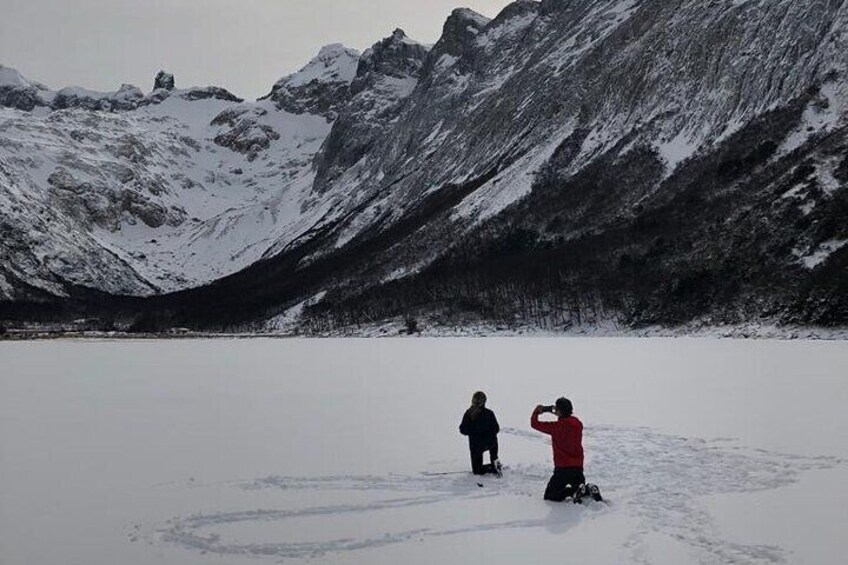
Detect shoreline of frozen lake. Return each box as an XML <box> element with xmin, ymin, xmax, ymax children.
<box><xmin>3</xmin><ymin>321</ymin><xmax>848</xmax><ymax>341</ymax></box>
<box><xmin>1</xmin><ymin>338</ymin><xmax>846</xmax><ymax>564</ymax></box>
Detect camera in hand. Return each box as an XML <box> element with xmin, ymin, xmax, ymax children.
<box><xmin>541</xmin><ymin>405</ymin><xmax>556</xmax><ymax>413</ymax></box>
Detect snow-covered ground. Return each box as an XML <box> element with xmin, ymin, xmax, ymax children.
<box><xmin>1</xmin><ymin>338</ymin><xmax>846</xmax><ymax>565</ymax></box>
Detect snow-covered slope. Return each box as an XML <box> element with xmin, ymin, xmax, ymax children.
<box><xmin>1</xmin><ymin>0</ymin><xmax>847</xmax><ymax>331</ymax></box>
<box><xmin>0</xmin><ymin>46</ymin><xmax>360</xmax><ymax>299</ymax></box>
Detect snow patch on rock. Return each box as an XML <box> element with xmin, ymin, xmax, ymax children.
<box><xmin>778</xmin><ymin>82</ymin><xmax>847</xmax><ymax>157</ymax></box>
<box><xmin>655</xmin><ymin>130</ymin><xmax>701</xmax><ymax>174</ymax></box>
<box><xmin>453</xmin><ymin>123</ymin><xmax>577</xmax><ymax>224</ymax></box>
<box><xmin>795</xmin><ymin>239</ymin><xmax>848</xmax><ymax>270</ymax></box>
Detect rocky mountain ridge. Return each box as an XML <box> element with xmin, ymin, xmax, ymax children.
<box><xmin>0</xmin><ymin>64</ymin><xmax>243</xmax><ymax>113</ymax></box>
<box><xmin>1</xmin><ymin>0</ymin><xmax>846</xmax><ymax>333</ymax></box>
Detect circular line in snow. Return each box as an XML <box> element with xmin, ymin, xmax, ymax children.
<box><xmin>151</xmin><ymin>425</ymin><xmax>842</xmax><ymax>563</ymax></box>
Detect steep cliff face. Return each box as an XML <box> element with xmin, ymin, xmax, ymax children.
<box><xmin>312</xmin><ymin>29</ymin><xmax>431</xmax><ymax>197</ymax></box>
<box><xmin>311</xmin><ymin>0</ymin><xmax>847</xmax><ymax>243</ymax></box>
<box><xmin>1</xmin><ymin>0</ymin><xmax>846</xmax><ymax>331</ymax></box>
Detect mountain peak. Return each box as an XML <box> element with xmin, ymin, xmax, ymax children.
<box><xmin>430</xmin><ymin>6</ymin><xmax>492</xmax><ymax>60</ymax></box>
<box><xmin>0</xmin><ymin>64</ymin><xmax>51</xmax><ymax>91</ymax></box>
<box><xmin>357</xmin><ymin>29</ymin><xmax>430</xmax><ymax>82</ymax></box>
<box><xmin>449</xmin><ymin>7</ymin><xmax>492</xmax><ymax>29</ymax></box>
<box><xmin>388</xmin><ymin>28</ymin><xmax>422</xmax><ymax>46</ymax></box>
<box><xmin>494</xmin><ymin>0</ymin><xmax>541</xmax><ymax>21</ymax></box>
<box><xmin>0</xmin><ymin>65</ymin><xmax>53</xmax><ymax>111</ymax></box>
<box><xmin>315</xmin><ymin>43</ymin><xmax>360</xmax><ymax>61</ymax></box>
<box><xmin>262</xmin><ymin>44</ymin><xmax>360</xmax><ymax>117</ymax></box>
<box><xmin>280</xmin><ymin>44</ymin><xmax>360</xmax><ymax>90</ymax></box>
<box><xmin>0</xmin><ymin>64</ymin><xmax>32</xmax><ymax>88</ymax></box>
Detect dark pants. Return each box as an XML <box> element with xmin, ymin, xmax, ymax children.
<box><xmin>543</xmin><ymin>467</ymin><xmax>585</xmax><ymax>501</ymax></box>
<box><xmin>469</xmin><ymin>439</ymin><xmax>499</xmax><ymax>475</ymax></box>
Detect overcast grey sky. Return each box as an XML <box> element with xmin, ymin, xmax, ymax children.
<box><xmin>0</xmin><ymin>0</ymin><xmax>514</xmax><ymax>99</ymax></box>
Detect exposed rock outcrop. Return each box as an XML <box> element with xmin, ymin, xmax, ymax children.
<box><xmin>154</xmin><ymin>70</ymin><xmax>175</xmax><ymax>91</ymax></box>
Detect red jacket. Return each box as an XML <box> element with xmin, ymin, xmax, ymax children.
<box><xmin>531</xmin><ymin>412</ymin><xmax>584</xmax><ymax>468</ymax></box>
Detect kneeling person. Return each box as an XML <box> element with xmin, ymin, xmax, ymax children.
<box><xmin>459</xmin><ymin>391</ymin><xmax>502</xmax><ymax>476</ymax></box>
<box><xmin>531</xmin><ymin>397</ymin><xmax>600</xmax><ymax>502</ymax></box>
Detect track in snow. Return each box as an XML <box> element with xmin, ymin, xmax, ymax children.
<box><xmin>150</xmin><ymin>425</ymin><xmax>841</xmax><ymax>563</ymax></box>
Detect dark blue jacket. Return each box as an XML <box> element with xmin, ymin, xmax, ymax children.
<box><xmin>459</xmin><ymin>407</ymin><xmax>499</xmax><ymax>450</ymax></box>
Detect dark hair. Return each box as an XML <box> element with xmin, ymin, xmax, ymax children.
<box><xmin>555</xmin><ymin>397</ymin><xmax>573</xmax><ymax>416</ymax></box>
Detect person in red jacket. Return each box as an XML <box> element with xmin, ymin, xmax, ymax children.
<box><xmin>531</xmin><ymin>397</ymin><xmax>592</xmax><ymax>501</ymax></box>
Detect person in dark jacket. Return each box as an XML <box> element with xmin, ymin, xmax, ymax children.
<box><xmin>459</xmin><ymin>391</ymin><xmax>502</xmax><ymax>475</ymax></box>
<box><xmin>531</xmin><ymin>397</ymin><xmax>600</xmax><ymax>502</ymax></box>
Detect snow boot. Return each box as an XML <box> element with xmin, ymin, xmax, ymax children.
<box><xmin>492</xmin><ymin>459</ymin><xmax>503</xmax><ymax>478</ymax></box>
<box><xmin>587</xmin><ymin>483</ymin><xmax>603</xmax><ymax>502</ymax></box>
<box><xmin>572</xmin><ymin>484</ymin><xmax>586</xmax><ymax>504</ymax></box>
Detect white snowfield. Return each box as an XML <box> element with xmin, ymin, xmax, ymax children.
<box><xmin>1</xmin><ymin>338</ymin><xmax>846</xmax><ymax>565</ymax></box>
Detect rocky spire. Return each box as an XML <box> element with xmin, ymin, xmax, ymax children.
<box><xmin>426</xmin><ymin>7</ymin><xmax>491</xmax><ymax>63</ymax></box>
<box><xmin>154</xmin><ymin>71</ymin><xmax>175</xmax><ymax>91</ymax></box>
<box><xmin>354</xmin><ymin>28</ymin><xmax>430</xmax><ymax>89</ymax></box>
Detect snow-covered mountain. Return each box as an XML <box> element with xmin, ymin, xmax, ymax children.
<box><xmin>0</xmin><ymin>45</ymin><xmax>358</xmax><ymax>298</ymax></box>
<box><xmin>1</xmin><ymin>0</ymin><xmax>847</xmax><ymax>332</ymax></box>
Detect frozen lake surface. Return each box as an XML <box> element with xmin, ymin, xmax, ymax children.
<box><xmin>1</xmin><ymin>338</ymin><xmax>846</xmax><ymax>565</ymax></box>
